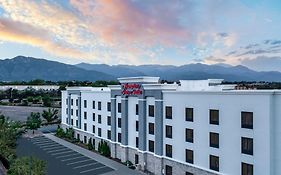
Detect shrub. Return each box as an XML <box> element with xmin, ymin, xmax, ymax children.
<box><xmin>98</xmin><ymin>140</ymin><xmax>111</xmax><ymax>157</ymax></box>
<box><xmin>55</xmin><ymin>126</ymin><xmax>65</xmax><ymax>138</ymax></box>
<box><xmin>87</xmin><ymin>138</ymin><xmax>94</xmax><ymax>150</ymax></box>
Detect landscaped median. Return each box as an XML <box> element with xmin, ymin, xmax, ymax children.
<box><xmin>55</xmin><ymin>126</ymin><xmax>136</xmax><ymax>170</ymax></box>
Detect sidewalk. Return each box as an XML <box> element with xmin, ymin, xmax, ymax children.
<box><xmin>44</xmin><ymin>133</ymin><xmax>144</xmax><ymax>175</ymax></box>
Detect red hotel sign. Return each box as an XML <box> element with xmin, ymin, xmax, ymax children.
<box><xmin>122</xmin><ymin>83</ymin><xmax>142</xmax><ymax>95</ymax></box>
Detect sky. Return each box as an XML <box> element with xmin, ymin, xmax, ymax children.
<box><xmin>0</xmin><ymin>0</ymin><xmax>281</xmax><ymax>71</ymax></box>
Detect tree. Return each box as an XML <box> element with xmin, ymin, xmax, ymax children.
<box><xmin>7</xmin><ymin>156</ymin><xmax>46</xmax><ymax>175</ymax></box>
<box><xmin>26</xmin><ymin>112</ymin><xmax>41</xmax><ymax>134</ymax></box>
<box><xmin>42</xmin><ymin>108</ymin><xmax>59</xmax><ymax>124</ymax></box>
<box><xmin>42</xmin><ymin>95</ymin><xmax>51</xmax><ymax>107</ymax></box>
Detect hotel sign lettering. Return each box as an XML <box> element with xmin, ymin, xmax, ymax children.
<box><xmin>122</xmin><ymin>83</ymin><xmax>142</xmax><ymax>95</ymax></box>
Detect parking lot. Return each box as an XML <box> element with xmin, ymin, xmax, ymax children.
<box><xmin>17</xmin><ymin>135</ymin><xmax>114</xmax><ymax>175</ymax></box>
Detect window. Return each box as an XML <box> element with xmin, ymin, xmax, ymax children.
<box><xmin>77</xmin><ymin>133</ymin><xmax>80</xmax><ymax>140</ymax></box>
<box><xmin>118</xmin><ymin>118</ymin><xmax>121</xmax><ymax>128</ymax></box>
<box><xmin>148</xmin><ymin>123</ymin><xmax>154</xmax><ymax>135</ymax></box>
<box><xmin>107</xmin><ymin>102</ymin><xmax>111</xmax><ymax>111</ymax></box>
<box><xmin>107</xmin><ymin>116</ymin><xmax>111</xmax><ymax>126</ymax></box>
<box><xmin>118</xmin><ymin>103</ymin><xmax>121</xmax><ymax>113</ymax></box>
<box><xmin>66</xmin><ymin>118</ymin><xmax>68</xmax><ymax>124</ymax></box>
<box><xmin>66</xmin><ymin>98</ymin><xmax>68</xmax><ymax>105</ymax></box>
<box><xmin>76</xmin><ymin>99</ymin><xmax>78</xmax><ymax>106</ymax></box>
<box><xmin>84</xmin><ymin>100</ymin><xmax>87</xmax><ymax>108</ymax></box>
<box><xmin>134</xmin><ymin>137</ymin><xmax>139</xmax><ymax>148</ymax></box>
<box><xmin>98</xmin><ymin>115</ymin><xmax>101</xmax><ymax>124</ymax></box>
<box><xmin>84</xmin><ymin>112</ymin><xmax>87</xmax><ymax>120</ymax></box>
<box><xmin>185</xmin><ymin>108</ymin><xmax>193</xmax><ymax>122</ymax></box>
<box><xmin>71</xmin><ymin>119</ymin><xmax>73</xmax><ymax>125</ymax></box>
<box><xmin>76</xmin><ymin>120</ymin><xmax>78</xmax><ymax>127</ymax></box>
<box><xmin>242</xmin><ymin>162</ymin><xmax>253</xmax><ymax>175</ymax></box>
<box><xmin>92</xmin><ymin>101</ymin><xmax>95</xmax><ymax>109</ymax></box>
<box><xmin>148</xmin><ymin>140</ymin><xmax>154</xmax><ymax>152</ymax></box>
<box><xmin>84</xmin><ymin>136</ymin><xmax>87</xmax><ymax>144</ymax></box>
<box><xmin>76</xmin><ymin>109</ymin><xmax>78</xmax><ymax>116</ymax></box>
<box><xmin>84</xmin><ymin>123</ymin><xmax>87</xmax><ymax>131</ymax></box>
<box><xmin>241</xmin><ymin>112</ymin><xmax>253</xmax><ymax>129</ymax></box>
<box><xmin>148</xmin><ymin>105</ymin><xmax>154</xmax><ymax>117</ymax></box>
<box><xmin>98</xmin><ymin>128</ymin><xmax>101</xmax><ymax>137</ymax></box>
<box><xmin>92</xmin><ymin>125</ymin><xmax>95</xmax><ymax>133</ymax></box>
<box><xmin>136</xmin><ymin>121</ymin><xmax>139</xmax><ymax>132</ymax></box>
<box><xmin>166</xmin><ymin>144</ymin><xmax>172</xmax><ymax>158</ymax></box>
<box><xmin>242</xmin><ymin>137</ymin><xmax>253</xmax><ymax>155</ymax></box>
<box><xmin>136</xmin><ymin>104</ymin><xmax>139</xmax><ymax>115</ymax></box>
<box><xmin>165</xmin><ymin>165</ymin><xmax>172</xmax><ymax>175</ymax></box>
<box><xmin>186</xmin><ymin>172</ymin><xmax>193</xmax><ymax>175</ymax></box>
<box><xmin>118</xmin><ymin>133</ymin><xmax>121</xmax><ymax>142</ymax></box>
<box><xmin>71</xmin><ymin>109</ymin><xmax>73</xmax><ymax>115</ymax></box>
<box><xmin>210</xmin><ymin>109</ymin><xmax>219</xmax><ymax>125</ymax></box>
<box><xmin>210</xmin><ymin>155</ymin><xmax>219</xmax><ymax>172</ymax></box>
<box><xmin>66</xmin><ymin>108</ymin><xmax>68</xmax><ymax>114</ymax></box>
<box><xmin>210</xmin><ymin>132</ymin><xmax>219</xmax><ymax>148</ymax></box>
<box><xmin>186</xmin><ymin>128</ymin><xmax>194</xmax><ymax>143</ymax></box>
<box><xmin>166</xmin><ymin>125</ymin><xmax>172</xmax><ymax>138</ymax></box>
<box><xmin>92</xmin><ymin>113</ymin><xmax>95</xmax><ymax>121</ymax></box>
<box><xmin>186</xmin><ymin>149</ymin><xmax>194</xmax><ymax>164</ymax></box>
<box><xmin>166</xmin><ymin>106</ymin><xmax>172</xmax><ymax>119</ymax></box>
<box><xmin>135</xmin><ymin>154</ymin><xmax>139</xmax><ymax>164</ymax></box>
<box><xmin>71</xmin><ymin>99</ymin><xmax>73</xmax><ymax>106</ymax></box>
<box><xmin>107</xmin><ymin>130</ymin><xmax>111</xmax><ymax>139</ymax></box>
<box><xmin>98</xmin><ymin>101</ymin><xmax>101</xmax><ymax>110</ymax></box>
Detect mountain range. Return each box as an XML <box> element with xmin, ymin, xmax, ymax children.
<box><xmin>1</xmin><ymin>56</ymin><xmax>281</xmax><ymax>82</ymax></box>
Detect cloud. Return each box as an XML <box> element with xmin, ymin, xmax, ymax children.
<box><xmin>240</xmin><ymin>56</ymin><xmax>281</xmax><ymax>72</ymax></box>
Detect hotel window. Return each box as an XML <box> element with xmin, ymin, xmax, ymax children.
<box><xmin>71</xmin><ymin>99</ymin><xmax>73</xmax><ymax>106</ymax></box>
<box><xmin>242</xmin><ymin>137</ymin><xmax>253</xmax><ymax>155</ymax></box>
<box><xmin>71</xmin><ymin>109</ymin><xmax>73</xmax><ymax>115</ymax></box>
<box><xmin>98</xmin><ymin>101</ymin><xmax>101</xmax><ymax>110</ymax></box>
<box><xmin>92</xmin><ymin>125</ymin><xmax>95</xmax><ymax>133</ymax></box>
<box><xmin>210</xmin><ymin>109</ymin><xmax>219</xmax><ymax>125</ymax></box>
<box><xmin>77</xmin><ymin>133</ymin><xmax>80</xmax><ymax>140</ymax></box>
<box><xmin>186</xmin><ymin>128</ymin><xmax>194</xmax><ymax>143</ymax></box>
<box><xmin>92</xmin><ymin>101</ymin><xmax>95</xmax><ymax>109</ymax></box>
<box><xmin>185</xmin><ymin>149</ymin><xmax>194</xmax><ymax>164</ymax></box>
<box><xmin>107</xmin><ymin>130</ymin><xmax>111</xmax><ymax>140</ymax></box>
<box><xmin>71</xmin><ymin>119</ymin><xmax>73</xmax><ymax>125</ymax></box>
<box><xmin>166</xmin><ymin>144</ymin><xmax>172</xmax><ymax>158</ymax></box>
<box><xmin>149</xmin><ymin>123</ymin><xmax>154</xmax><ymax>135</ymax></box>
<box><xmin>107</xmin><ymin>116</ymin><xmax>111</xmax><ymax>126</ymax></box>
<box><xmin>76</xmin><ymin>99</ymin><xmax>78</xmax><ymax>106</ymax></box>
<box><xmin>186</xmin><ymin>172</ymin><xmax>193</xmax><ymax>175</ymax></box>
<box><xmin>107</xmin><ymin>102</ymin><xmax>111</xmax><ymax>112</ymax></box>
<box><xmin>76</xmin><ymin>109</ymin><xmax>78</xmax><ymax>116</ymax></box>
<box><xmin>210</xmin><ymin>155</ymin><xmax>219</xmax><ymax>172</ymax></box>
<box><xmin>166</xmin><ymin>106</ymin><xmax>172</xmax><ymax>119</ymax></box>
<box><xmin>118</xmin><ymin>118</ymin><xmax>121</xmax><ymax>128</ymax></box>
<box><xmin>66</xmin><ymin>118</ymin><xmax>68</xmax><ymax>124</ymax></box>
<box><xmin>84</xmin><ymin>123</ymin><xmax>87</xmax><ymax>131</ymax></box>
<box><xmin>118</xmin><ymin>133</ymin><xmax>121</xmax><ymax>142</ymax></box>
<box><xmin>92</xmin><ymin>113</ymin><xmax>95</xmax><ymax>121</ymax></box>
<box><xmin>98</xmin><ymin>115</ymin><xmax>101</xmax><ymax>124</ymax></box>
<box><xmin>84</xmin><ymin>136</ymin><xmax>87</xmax><ymax>144</ymax></box>
<box><xmin>135</xmin><ymin>154</ymin><xmax>139</xmax><ymax>164</ymax></box>
<box><xmin>185</xmin><ymin>108</ymin><xmax>194</xmax><ymax>122</ymax></box>
<box><xmin>84</xmin><ymin>100</ymin><xmax>87</xmax><ymax>108</ymax></box>
<box><xmin>148</xmin><ymin>140</ymin><xmax>154</xmax><ymax>153</ymax></box>
<box><xmin>76</xmin><ymin>120</ymin><xmax>78</xmax><ymax>127</ymax></box>
<box><xmin>166</xmin><ymin>125</ymin><xmax>172</xmax><ymax>138</ymax></box>
<box><xmin>242</xmin><ymin>162</ymin><xmax>253</xmax><ymax>175</ymax></box>
<box><xmin>241</xmin><ymin>112</ymin><xmax>253</xmax><ymax>129</ymax></box>
<box><xmin>165</xmin><ymin>165</ymin><xmax>172</xmax><ymax>175</ymax></box>
<box><xmin>84</xmin><ymin>112</ymin><xmax>87</xmax><ymax>120</ymax></box>
<box><xmin>66</xmin><ymin>108</ymin><xmax>68</xmax><ymax>114</ymax></box>
<box><xmin>136</xmin><ymin>121</ymin><xmax>139</xmax><ymax>132</ymax></box>
<box><xmin>210</xmin><ymin>132</ymin><xmax>219</xmax><ymax>148</ymax></box>
<box><xmin>118</xmin><ymin>103</ymin><xmax>121</xmax><ymax>113</ymax></box>
<box><xmin>136</xmin><ymin>137</ymin><xmax>139</xmax><ymax>148</ymax></box>
<box><xmin>148</xmin><ymin>105</ymin><xmax>154</xmax><ymax>117</ymax></box>
<box><xmin>66</xmin><ymin>98</ymin><xmax>68</xmax><ymax>105</ymax></box>
<box><xmin>136</xmin><ymin>104</ymin><xmax>139</xmax><ymax>115</ymax></box>
<box><xmin>98</xmin><ymin>128</ymin><xmax>101</xmax><ymax>137</ymax></box>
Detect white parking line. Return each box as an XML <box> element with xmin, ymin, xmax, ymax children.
<box><xmin>51</xmin><ymin>150</ymin><xmax>74</xmax><ymax>156</ymax></box>
<box><xmin>47</xmin><ymin>148</ymin><xmax>69</xmax><ymax>153</ymax></box>
<box><xmin>56</xmin><ymin>153</ymin><xmax>80</xmax><ymax>159</ymax></box>
<box><xmin>67</xmin><ymin>159</ymin><xmax>92</xmax><ymax>165</ymax></box>
<box><xmin>73</xmin><ymin>162</ymin><xmax>99</xmax><ymax>169</ymax></box>
<box><xmin>61</xmin><ymin>156</ymin><xmax>85</xmax><ymax>162</ymax></box>
<box><xmin>40</xmin><ymin>144</ymin><xmax>62</xmax><ymax>149</ymax></box>
<box><xmin>35</xmin><ymin>142</ymin><xmax>57</xmax><ymax>146</ymax></box>
<box><xmin>80</xmin><ymin>165</ymin><xmax>106</xmax><ymax>174</ymax></box>
<box><xmin>32</xmin><ymin>140</ymin><xmax>52</xmax><ymax>144</ymax></box>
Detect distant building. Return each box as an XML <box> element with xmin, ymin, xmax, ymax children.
<box><xmin>61</xmin><ymin>77</ymin><xmax>281</xmax><ymax>175</ymax></box>
<box><xmin>0</xmin><ymin>85</ymin><xmax>60</xmax><ymax>91</ymax></box>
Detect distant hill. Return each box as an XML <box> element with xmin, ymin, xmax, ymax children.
<box><xmin>1</xmin><ymin>56</ymin><xmax>281</xmax><ymax>82</ymax></box>
<box><xmin>0</xmin><ymin>56</ymin><xmax>114</xmax><ymax>81</ymax></box>
<box><xmin>76</xmin><ymin>63</ymin><xmax>281</xmax><ymax>82</ymax></box>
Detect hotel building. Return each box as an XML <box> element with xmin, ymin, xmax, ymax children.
<box><xmin>61</xmin><ymin>77</ymin><xmax>281</xmax><ymax>175</ymax></box>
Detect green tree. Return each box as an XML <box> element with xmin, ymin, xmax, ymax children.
<box><xmin>42</xmin><ymin>95</ymin><xmax>51</xmax><ymax>107</ymax></box>
<box><xmin>41</xmin><ymin>108</ymin><xmax>59</xmax><ymax>124</ymax></box>
<box><xmin>26</xmin><ymin>112</ymin><xmax>41</xmax><ymax>134</ymax></box>
<box><xmin>7</xmin><ymin>156</ymin><xmax>46</xmax><ymax>175</ymax></box>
